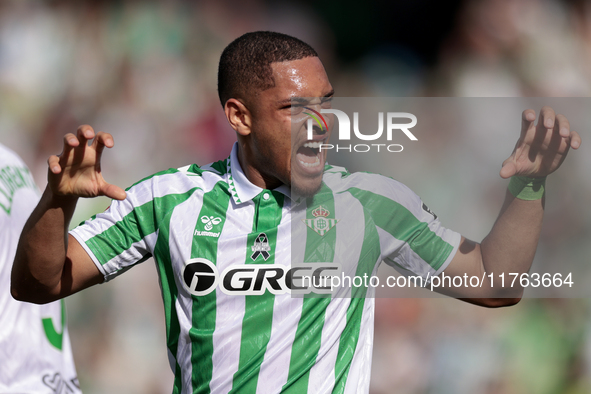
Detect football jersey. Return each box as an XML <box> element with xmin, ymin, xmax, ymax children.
<box><xmin>0</xmin><ymin>144</ymin><xmax>80</xmax><ymax>393</ymax></box>
<box><xmin>70</xmin><ymin>142</ymin><xmax>460</xmax><ymax>394</ymax></box>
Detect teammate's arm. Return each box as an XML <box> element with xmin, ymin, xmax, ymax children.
<box><xmin>11</xmin><ymin>125</ymin><xmax>126</xmax><ymax>304</ymax></box>
<box><xmin>434</xmin><ymin>107</ymin><xmax>581</xmax><ymax>307</ymax></box>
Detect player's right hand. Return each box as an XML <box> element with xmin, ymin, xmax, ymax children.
<box><xmin>47</xmin><ymin>125</ymin><xmax>126</xmax><ymax>200</ymax></box>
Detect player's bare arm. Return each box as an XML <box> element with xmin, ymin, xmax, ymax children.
<box><xmin>11</xmin><ymin>125</ymin><xmax>125</xmax><ymax>304</ymax></box>
<box><xmin>435</xmin><ymin>106</ymin><xmax>581</xmax><ymax>307</ymax></box>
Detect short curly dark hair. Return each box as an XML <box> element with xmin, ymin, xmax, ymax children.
<box><xmin>217</xmin><ymin>31</ymin><xmax>318</xmax><ymax>108</ymax></box>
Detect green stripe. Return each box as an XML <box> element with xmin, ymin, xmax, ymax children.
<box><xmin>209</xmin><ymin>158</ymin><xmax>229</xmax><ymax>175</ymax></box>
<box><xmin>303</xmin><ymin>184</ymin><xmax>337</xmax><ymax>263</ymax></box>
<box><xmin>79</xmin><ymin>168</ymin><xmax>182</xmax><ymax>228</ymax></box>
<box><xmin>151</xmin><ymin>189</ymin><xmax>202</xmax><ymax>394</ymax></box>
<box><xmin>283</xmin><ymin>183</ymin><xmax>336</xmax><ymax>393</ymax></box>
<box><xmin>190</xmin><ymin>183</ymin><xmax>232</xmax><ymax>393</ymax></box>
<box><xmin>281</xmin><ymin>298</ymin><xmax>330</xmax><ymax>393</ymax></box>
<box><xmin>186</xmin><ymin>158</ymin><xmax>229</xmax><ymax>176</ymax></box>
<box><xmin>171</xmin><ymin>363</ymin><xmax>183</xmax><ymax>394</ymax></box>
<box><xmin>86</xmin><ymin>191</ymin><xmax>197</xmax><ymax>265</ymax></box>
<box><xmin>347</xmin><ymin>187</ymin><xmax>453</xmax><ymax>271</ymax></box>
<box><xmin>230</xmin><ymin>191</ymin><xmax>284</xmax><ymax>393</ymax></box>
<box><xmin>332</xmin><ymin>206</ymin><xmax>380</xmax><ymax>394</ymax></box>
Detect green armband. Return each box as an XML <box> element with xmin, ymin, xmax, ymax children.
<box><xmin>508</xmin><ymin>176</ymin><xmax>546</xmax><ymax>200</ymax></box>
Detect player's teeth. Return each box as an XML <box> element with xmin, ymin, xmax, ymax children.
<box><xmin>298</xmin><ymin>156</ymin><xmax>320</xmax><ymax>167</ymax></box>
<box><xmin>303</xmin><ymin>142</ymin><xmax>321</xmax><ymax>149</ymax></box>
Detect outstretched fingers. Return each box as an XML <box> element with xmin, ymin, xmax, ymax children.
<box><xmin>92</xmin><ymin>131</ymin><xmax>115</xmax><ymax>164</ymax></box>
<box><xmin>89</xmin><ymin>131</ymin><xmax>125</xmax><ymax>200</ymax></box>
<box><xmin>71</xmin><ymin>125</ymin><xmax>95</xmax><ymax>169</ymax></box>
<box><xmin>555</xmin><ymin>114</ymin><xmax>581</xmax><ymax>150</ymax></box>
<box><xmin>520</xmin><ymin>109</ymin><xmax>536</xmax><ymax>137</ymax></box>
<box><xmin>555</xmin><ymin>113</ymin><xmax>570</xmax><ymax>138</ymax></box>
<box><xmin>501</xmin><ymin>109</ymin><xmax>536</xmax><ymax>179</ymax></box>
<box><xmin>77</xmin><ymin>124</ymin><xmax>95</xmax><ymax>143</ymax></box>
<box><xmin>538</xmin><ymin>106</ymin><xmax>555</xmax><ymax>130</ymax></box>
<box><xmin>570</xmin><ymin>130</ymin><xmax>582</xmax><ymax>149</ymax></box>
<box><xmin>48</xmin><ymin>155</ymin><xmax>62</xmax><ymax>174</ymax></box>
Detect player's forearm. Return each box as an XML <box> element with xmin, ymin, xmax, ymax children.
<box><xmin>11</xmin><ymin>186</ymin><xmax>79</xmax><ymax>303</ymax></box>
<box><xmin>480</xmin><ymin>188</ymin><xmax>544</xmax><ymax>295</ymax></box>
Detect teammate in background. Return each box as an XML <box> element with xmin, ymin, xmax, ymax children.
<box><xmin>0</xmin><ymin>144</ymin><xmax>80</xmax><ymax>393</ymax></box>
<box><xmin>11</xmin><ymin>32</ymin><xmax>581</xmax><ymax>393</ymax></box>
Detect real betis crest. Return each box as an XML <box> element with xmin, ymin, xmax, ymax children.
<box><xmin>303</xmin><ymin>205</ymin><xmax>339</xmax><ymax>236</ymax></box>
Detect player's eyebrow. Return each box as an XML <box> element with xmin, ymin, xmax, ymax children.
<box><xmin>279</xmin><ymin>90</ymin><xmax>335</xmax><ymax>107</ymax></box>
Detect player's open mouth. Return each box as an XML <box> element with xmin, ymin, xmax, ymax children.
<box><xmin>296</xmin><ymin>141</ymin><xmax>323</xmax><ymax>168</ymax></box>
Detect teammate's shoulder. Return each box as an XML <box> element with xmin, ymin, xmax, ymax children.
<box><xmin>0</xmin><ymin>143</ymin><xmax>27</xmax><ymax>167</ymax></box>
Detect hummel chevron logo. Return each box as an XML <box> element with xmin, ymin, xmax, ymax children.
<box><xmin>194</xmin><ymin>215</ymin><xmax>223</xmax><ymax>238</ymax></box>
<box><xmin>201</xmin><ymin>215</ymin><xmax>222</xmax><ymax>230</ymax></box>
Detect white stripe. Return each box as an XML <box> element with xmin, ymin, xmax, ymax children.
<box><xmin>209</xmin><ymin>199</ymin><xmax>254</xmax><ymax>393</ymax></box>
<box><xmin>307</xmin><ymin>297</ymin><xmax>349</xmax><ymax>393</ymax></box>
<box><xmin>167</xmin><ymin>175</ymin><xmax>223</xmax><ymax>392</ymax></box>
<box><xmin>342</xmin><ymin>265</ymin><xmax>379</xmax><ymax>394</ymax></box>
<box><xmin>81</xmin><ymin>170</ymin><xmax>201</xmax><ymax>235</ymax></box>
<box><xmin>69</xmin><ymin>169</ymin><xmax>211</xmax><ymax>280</ymax></box>
<box><xmin>256</xmin><ymin>200</ymin><xmax>304</xmax><ymax>394</ymax></box>
<box><xmin>307</xmin><ymin>193</ymin><xmax>365</xmax><ymax>392</ymax></box>
<box><xmin>152</xmin><ymin>171</ymin><xmax>221</xmax><ymax>392</ymax></box>
<box><xmin>102</xmin><ymin>231</ymin><xmax>157</xmax><ymax>280</ymax></box>
<box><xmin>168</xmin><ymin>192</ymin><xmax>206</xmax><ymax>394</ymax></box>
<box><xmin>378</xmin><ymin>227</ymin><xmax>459</xmax><ymax>279</ymax></box>
<box><xmin>326</xmin><ymin>171</ymin><xmax>426</xmax><ymax>223</ymax></box>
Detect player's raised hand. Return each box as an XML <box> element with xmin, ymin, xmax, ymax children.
<box><xmin>500</xmin><ymin>107</ymin><xmax>581</xmax><ymax>179</ymax></box>
<box><xmin>47</xmin><ymin>125</ymin><xmax>126</xmax><ymax>200</ymax></box>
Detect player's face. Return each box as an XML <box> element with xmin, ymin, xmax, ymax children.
<box><xmin>248</xmin><ymin>56</ymin><xmax>334</xmax><ymax>197</ymax></box>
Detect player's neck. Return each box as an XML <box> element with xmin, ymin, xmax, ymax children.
<box><xmin>236</xmin><ymin>145</ymin><xmax>283</xmax><ymax>191</ymax></box>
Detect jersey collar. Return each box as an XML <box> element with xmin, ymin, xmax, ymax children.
<box><xmin>227</xmin><ymin>142</ymin><xmax>291</xmax><ymax>204</ymax></box>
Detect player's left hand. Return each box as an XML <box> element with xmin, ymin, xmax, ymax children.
<box><xmin>500</xmin><ymin>106</ymin><xmax>581</xmax><ymax>178</ymax></box>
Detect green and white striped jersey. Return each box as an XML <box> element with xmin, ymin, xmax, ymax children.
<box><xmin>1</xmin><ymin>144</ymin><xmax>80</xmax><ymax>393</ymax></box>
<box><xmin>71</xmin><ymin>143</ymin><xmax>460</xmax><ymax>394</ymax></box>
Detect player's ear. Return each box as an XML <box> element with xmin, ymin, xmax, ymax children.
<box><xmin>225</xmin><ymin>98</ymin><xmax>252</xmax><ymax>136</ymax></box>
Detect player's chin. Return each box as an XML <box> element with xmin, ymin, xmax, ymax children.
<box><xmin>290</xmin><ymin>172</ymin><xmax>323</xmax><ymax>199</ymax></box>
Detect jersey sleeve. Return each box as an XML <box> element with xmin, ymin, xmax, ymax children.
<box><xmin>347</xmin><ymin>172</ymin><xmax>461</xmax><ymax>281</ymax></box>
<box><xmin>69</xmin><ymin>177</ymin><xmax>159</xmax><ymax>282</ymax></box>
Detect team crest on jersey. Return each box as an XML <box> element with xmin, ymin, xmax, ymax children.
<box><xmin>251</xmin><ymin>233</ymin><xmax>271</xmax><ymax>261</ymax></box>
<box><xmin>303</xmin><ymin>205</ymin><xmax>339</xmax><ymax>236</ymax></box>
<box><xmin>194</xmin><ymin>215</ymin><xmax>223</xmax><ymax>238</ymax></box>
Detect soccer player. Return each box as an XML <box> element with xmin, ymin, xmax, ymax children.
<box><xmin>0</xmin><ymin>143</ymin><xmax>80</xmax><ymax>392</ymax></box>
<box><xmin>11</xmin><ymin>32</ymin><xmax>581</xmax><ymax>393</ymax></box>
